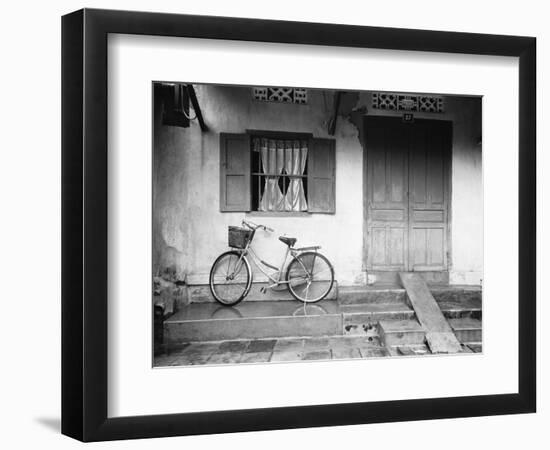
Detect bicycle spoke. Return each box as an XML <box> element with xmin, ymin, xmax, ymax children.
<box><xmin>211</xmin><ymin>276</ymin><xmax>247</xmax><ymax>284</ymax></box>
<box><xmin>210</xmin><ymin>252</ymin><xmax>250</xmax><ymax>305</ymax></box>
<box><xmin>226</xmin><ymin>256</ymin><xmax>231</xmax><ymax>277</ymax></box>
<box><xmin>310</xmin><ymin>267</ymin><xmax>332</xmax><ymax>279</ymax></box>
<box><xmin>287</xmin><ymin>252</ymin><xmax>333</xmax><ymax>303</ymax></box>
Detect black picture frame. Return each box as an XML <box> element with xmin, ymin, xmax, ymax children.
<box><xmin>61</xmin><ymin>8</ymin><xmax>536</xmax><ymax>442</ymax></box>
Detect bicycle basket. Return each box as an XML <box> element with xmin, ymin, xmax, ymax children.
<box><xmin>228</xmin><ymin>226</ymin><xmax>252</xmax><ymax>249</ymax></box>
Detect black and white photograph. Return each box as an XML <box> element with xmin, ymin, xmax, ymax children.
<box><xmin>152</xmin><ymin>83</ymin><xmax>483</xmax><ymax>367</ymax></box>
<box><xmin>2</xmin><ymin>0</ymin><xmax>544</xmax><ymax>447</ymax></box>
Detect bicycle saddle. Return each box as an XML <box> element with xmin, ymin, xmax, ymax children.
<box><xmin>279</xmin><ymin>236</ymin><xmax>297</xmax><ymax>247</ymax></box>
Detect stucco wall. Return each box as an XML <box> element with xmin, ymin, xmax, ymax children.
<box><xmin>153</xmin><ymin>85</ymin><xmax>482</xmax><ymax>286</ymax></box>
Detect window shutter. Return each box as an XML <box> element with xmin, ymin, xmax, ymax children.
<box><xmin>308</xmin><ymin>138</ymin><xmax>336</xmax><ymax>213</ymax></box>
<box><xmin>219</xmin><ymin>133</ymin><xmax>251</xmax><ymax>212</ymax></box>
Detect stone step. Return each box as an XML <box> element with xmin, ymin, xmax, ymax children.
<box><xmin>164</xmin><ymin>300</ymin><xmax>342</xmax><ymax>343</ymax></box>
<box><xmin>341</xmin><ymin>303</ymin><xmax>415</xmax><ymax>335</ymax></box>
<box><xmin>338</xmin><ymin>285</ymin><xmax>406</xmax><ymax>305</ymax></box>
<box><xmin>163</xmin><ymin>298</ymin><xmax>482</xmax><ymax>344</ymax></box>
<box><xmin>340</xmin><ymin>296</ymin><xmax>481</xmax><ymax>336</ymax></box>
<box><xmin>463</xmin><ymin>342</ymin><xmax>482</xmax><ymax>353</ymax></box>
<box><xmin>449</xmin><ymin>318</ymin><xmax>482</xmax><ymax>343</ymax></box>
<box><xmin>431</xmin><ymin>286</ymin><xmax>482</xmax><ymax>304</ymax></box>
<box><xmin>188</xmin><ymin>281</ymin><xmax>339</xmax><ymax>303</ymax></box>
<box><xmin>188</xmin><ymin>282</ymin><xmax>481</xmax><ymax>307</ymax></box>
<box><xmin>368</xmin><ymin>271</ymin><xmax>449</xmax><ymax>286</ymax></box>
<box><xmin>374</xmin><ymin>317</ymin><xmax>481</xmax><ymax>349</ymax></box>
<box><xmin>439</xmin><ymin>298</ymin><xmax>482</xmax><ymax>319</ymax></box>
<box><xmin>338</xmin><ymin>284</ymin><xmax>482</xmax><ymax>307</ymax></box>
<box><xmin>389</xmin><ymin>344</ymin><xmax>431</xmax><ymax>356</ymax></box>
<box><xmin>165</xmin><ymin>300</ymin><xmax>418</xmax><ymax>342</ymax></box>
<box><xmin>378</xmin><ymin>320</ymin><xmax>426</xmax><ymax>346</ymax></box>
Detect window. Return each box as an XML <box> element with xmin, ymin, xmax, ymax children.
<box><xmin>251</xmin><ymin>137</ymin><xmax>309</xmax><ymax>212</ymax></box>
<box><xmin>220</xmin><ymin>132</ymin><xmax>335</xmax><ymax>214</ymax></box>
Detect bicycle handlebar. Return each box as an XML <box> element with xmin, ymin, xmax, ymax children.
<box><xmin>242</xmin><ymin>220</ymin><xmax>274</xmax><ymax>233</ymax></box>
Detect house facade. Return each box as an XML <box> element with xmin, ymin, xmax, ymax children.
<box><xmin>153</xmin><ymin>84</ymin><xmax>482</xmax><ymax>298</ymax></box>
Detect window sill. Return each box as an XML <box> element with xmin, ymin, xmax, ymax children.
<box><xmin>246</xmin><ymin>211</ymin><xmax>311</xmax><ymax>218</ymax></box>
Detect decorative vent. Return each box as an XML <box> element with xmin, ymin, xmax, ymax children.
<box><xmin>253</xmin><ymin>87</ymin><xmax>308</xmax><ymax>104</ymax></box>
<box><xmin>293</xmin><ymin>88</ymin><xmax>307</xmax><ymax>104</ymax></box>
<box><xmin>372</xmin><ymin>92</ymin><xmax>444</xmax><ymax>113</ymax></box>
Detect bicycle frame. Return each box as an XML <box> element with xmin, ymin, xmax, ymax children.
<box><xmin>235</xmin><ymin>235</ymin><xmax>314</xmax><ymax>289</ymax></box>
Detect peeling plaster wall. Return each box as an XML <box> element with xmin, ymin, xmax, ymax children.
<box><xmin>153</xmin><ymin>95</ymin><xmax>191</xmax><ymax>280</ymax></box>
<box><xmin>153</xmin><ymin>85</ymin><xmax>482</xmax><ymax>287</ymax></box>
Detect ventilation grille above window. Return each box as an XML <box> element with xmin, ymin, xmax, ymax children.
<box><xmin>372</xmin><ymin>93</ymin><xmax>444</xmax><ymax>113</ymax></box>
<box><xmin>253</xmin><ymin>87</ymin><xmax>308</xmax><ymax>104</ymax></box>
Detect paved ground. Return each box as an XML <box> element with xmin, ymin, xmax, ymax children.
<box><xmin>155</xmin><ymin>293</ymin><xmax>482</xmax><ymax>367</ymax></box>
<box><xmin>153</xmin><ymin>335</ymin><xmax>452</xmax><ymax>367</ymax></box>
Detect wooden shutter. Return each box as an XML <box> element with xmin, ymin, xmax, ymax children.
<box><xmin>219</xmin><ymin>133</ymin><xmax>251</xmax><ymax>212</ymax></box>
<box><xmin>308</xmin><ymin>138</ymin><xmax>336</xmax><ymax>213</ymax></box>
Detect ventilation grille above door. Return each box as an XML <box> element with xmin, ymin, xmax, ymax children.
<box><xmin>372</xmin><ymin>93</ymin><xmax>444</xmax><ymax>113</ymax></box>
<box><xmin>252</xmin><ymin>87</ymin><xmax>308</xmax><ymax>104</ymax></box>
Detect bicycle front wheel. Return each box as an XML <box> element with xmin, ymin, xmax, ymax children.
<box><xmin>209</xmin><ymin>251</ymin><xmax>252</xmax><ymax>306</ymax></box>
<box><xmin>286</xmin><ymin>252</ymin><xmax>334</xmax><ymax>303</ymax></box>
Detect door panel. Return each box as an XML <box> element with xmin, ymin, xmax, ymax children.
<box><xmin>366</xmin><ymin>118</ymin><xmax>409</xmax><ymax>271</ymax></box>
<box><xmin>411</xmin><ymin>226</ymin><xmax>445</xmax><ymax>269</ymax></box>
<box><xmin>365</xmin><ymin>117</ymin><xmax>451</xmax><ymax>272</ymax></box>
<box><xmin>408</xmin><ymin>121</ymin><xmax>450</xmax><ymax>271</ymax></box>
<box><xmin>388</xmin><ymin>227</ymin><xmax>406</xmax><ymax>266</ymax></box>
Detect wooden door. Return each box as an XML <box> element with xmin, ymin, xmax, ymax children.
<box><xmin>365</xmin><ymin>118</ymin><xmax>409</xmax><ymax>271</ymax></box>
<box><xmin>365</xmin><ymin>117</ymin><xmax>451</xmax><ymax>272</ymax></box>
<box><xmin>408</xmin><ymin>121</ymin><xmax>451</xmax><ymax>271</ymax></box>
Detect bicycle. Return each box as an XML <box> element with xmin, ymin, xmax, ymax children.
<box><xmin>209</xmin><ymin>220</ymin><xmax>335</xmax><ymax>306</ymax></box>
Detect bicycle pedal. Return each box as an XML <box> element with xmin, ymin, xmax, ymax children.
<box><xmin>260</xmin><ymin>287</ymin><xmax>267</xmax><ymax>294</ymax></box>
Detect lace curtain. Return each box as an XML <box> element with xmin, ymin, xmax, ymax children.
<box><xmin>254</xmin><ymin>138</ymin><xmax>308</xmax><ymax>212</ymax></box>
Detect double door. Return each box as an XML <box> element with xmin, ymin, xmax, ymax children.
<box><xmin>365</xmin><ymin>116</ymin><xmax>451</xmax><ymax>272</ymax></box>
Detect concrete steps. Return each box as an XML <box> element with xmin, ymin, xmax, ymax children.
<box><xmin>431</xmin><ymin>286</ymin><xmax>482</xmax><ymax>305</ymax></box>
<box><xmin>439</xmin><ymin>299</ymin><xmax>482</xmax><ymax>319</ymax></box>
<box><xmin>449</xmin><ymin>318</ymin><xmax>482</xmax><ymax>342</ymax></box>
<box><xmin>339</xmin><ymin>285</ymin><xmax>481</xmax><ymax>306</ymax></box>
<box><xmin>339</xmin><ymin>286</ymin><xmax>481</xmax><ymax>338</ymax></box>
<box><xmin>341</xmin><ymin>303</ymin><xmax>415</xmax><ymax>335</ymax></box>
<box><xmin>377</xmin><ymin>317</ymin><xmax>482</xmax><ymax>349</ymax></box>
<box><xmin>368</xmin><ymin>271</ymin><xmax>449</xmax><ymax>286</ymax></box>
<box><xmin>164</xmin><ymin>301</ymin><xmax>342</xmax><ymax>343</ymax></box>
<box><xmin>390</xmin><ymin>344</ymin><xmax>431</xmax><ymax>357</ymax></box>
<box><xmin>163</xmin><ymin>285</ymin><xmax>482</xmax><ymax>347</ymax></box>
<box><xmin>464</xmin><ymin>342</ymin><xmax>482</xmax><ymax>353</ymax></box>
<box><xmin>188</xmin><ymin>281</ymin><xmax>339</xmax><ymax>303</ymax></box>
<box><xmin>378</xmin><ymin>320</ymin><xmax>425</xmax><ymax>346</ymax></box>
<box><xmin>339</xmin><ymin>285</ymin><xmax>406</xmax><ymax>305</ymax></box>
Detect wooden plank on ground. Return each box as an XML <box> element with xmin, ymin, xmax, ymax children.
<box><xmin>399</xmin><ymin>272</ymin><xmax>462</xmax><ymax>354</ymax></box>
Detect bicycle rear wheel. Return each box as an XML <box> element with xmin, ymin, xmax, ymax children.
<box><xmin>286</xmin><ymin>252</ymin><xmax>334</xmax><ymax>303</ymax></box>
<box><xmin>209</xmin><ymin>251</ymin><xmax>252</xmax><ymax>306</ymax></box>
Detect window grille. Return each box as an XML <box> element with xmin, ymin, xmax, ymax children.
<box><xmin>252</xmin><ymin>137</ymin><xmax>308</xmax><ymax>212</ymax></box>
<box><xmin>372</xmin><ymin>92</ymin><xmax>444</xmax><ymax>113</ymax></box>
